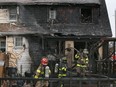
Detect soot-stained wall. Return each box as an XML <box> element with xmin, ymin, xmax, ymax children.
<box><xmin>19</xmin><ymin>5</ymin><xmax>100</xmax><ymax>25</ymax></box>
<box><xmin>26</xmin><ymin>36</ymin><xmax>45</xmax><ymax>70</ymax></box>
<box><xmin>18</xmin><ymin>3</ymin><xmax>111</xmax><ymax>36</ymax></box>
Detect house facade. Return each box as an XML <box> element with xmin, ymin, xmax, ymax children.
<box><xmin>0</xmin><ymin>0</ymin><xmax>112</xmax><ymax>76</ymax></box>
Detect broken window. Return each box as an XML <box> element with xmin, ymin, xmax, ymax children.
<box><xmin>14</xmin><ymin>37</ymin><xmax>23</xmax><ymax>48</ymax></box>
<box><xmin>81</xmin><ymin>8</ymin><xmax>92</xmax><ymax>23</ymax></box>
<box><xmin>49</xmin><ymin>9</ymin><xmax>56</xmax><ymax>20</ymax></box>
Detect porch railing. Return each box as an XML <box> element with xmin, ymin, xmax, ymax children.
<box><xmin>0</xmin><ymin>77</ymin><xmax>116</xmax><ymax>87</ymax></box>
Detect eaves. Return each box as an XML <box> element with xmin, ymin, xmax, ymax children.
<box><xmin>0</xmin><ymin>0</ymin><xmax>100</xmax><ymax>5</ymax></box>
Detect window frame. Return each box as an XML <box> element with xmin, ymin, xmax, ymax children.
<box><xmin>14</xmin><ymin>36</ymin><xmax>23</xmax><ymax>48</ymax></box>
<box><xmin>80</xmin><ymin>7</ymin><xmax>93</xmax><ymax>23</ymax></box>
<box><xmin>49</xmin><ymin>9</ymin><xmax>56</xmax><ymax>20</ymax></box>
<box><xmin>0</xmin><ymin>40</ymin><xmax>6</xmax><ymax>52</ymax></box>
<box><xmin>9</xmin><ymin>6</ymin><xmax>18</xmax><ymax>22</ymax></box>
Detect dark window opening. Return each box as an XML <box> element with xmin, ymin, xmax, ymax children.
<box><xmin>44</xmin><ymin>40</ymin><xmax>59</xmax><ymax>55</ymax></box>
<box><xmin>81</xmin><ymin>8</ymin><xmax>92</xmax><ymax>23</ymax></box>
<box><xmin>0</xmin><ymin>40</ymin><xmax>6</xmax><ymax>52</ymax></box>
<box><xmin>74</xmin><ymin>42</ymin><xmax>86</xmax><ymax>55</ymax></box>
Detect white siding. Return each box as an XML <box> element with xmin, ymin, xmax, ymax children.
<box><xmin>7</xmin><ymin>36</ymin><xmax>32</xmax><ymax>76</ymax></box>
<box><xmin>0</xmin><ymin>9</ymin><xmax>9</xmax><ymax>23</ymax></box>
<box><xmin>16</xmin><ymin>37</ymin><xmax>32</xmax><ymax>76</ymax></box>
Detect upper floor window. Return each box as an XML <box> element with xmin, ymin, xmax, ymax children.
<box><xmin>14</xmin><ymin>36</ymin><xmax>23</xmax><ymax>48</ymax></box>
<box><xmin>9</xmin><ymin>7</ymin><xmax>17</xmax><ymax>22</ymax></box>
<box><xmin>81</xmin><ymin>8</ymin><xmax>92</xmax><ymax>23</ymax></box>
<box><xmin>0</xmin><ymin>6</ymin><xmax>17</xmax><ymax>23</ymax></box>
<box><xmin>49</xmin><ymin>9</ymin><xmax>56</xmax><ymax>20</ymax></box>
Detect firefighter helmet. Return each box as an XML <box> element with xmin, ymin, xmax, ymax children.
<box><xmin>41</xmin><ymin>57</ymin><xmax>48</xmax><ymax>65</ymax></box>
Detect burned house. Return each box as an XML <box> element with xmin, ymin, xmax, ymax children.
<box><xmin>0</xmin><ymin>0</ymin><xmax>112</xmax><ymax>77</ymax></box>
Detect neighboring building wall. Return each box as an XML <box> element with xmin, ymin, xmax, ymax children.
<box><xmin>5</xmin><ymin>35</ymin><xmax>45</xmax><ymax>75</ymax></box>
<box><xmin>6</xmin><ymin>36</ymin><xmax>31</xmax><ymax>76</ymax></box>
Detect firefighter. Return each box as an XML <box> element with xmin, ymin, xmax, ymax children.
<box><xmin>75</xmin><ymin>52</ymin><xmax>81</xmax><ymax>61</ymax></box>
<box><xmin>58</xmin><ymin>57</ymin><xmax>67</xmax><ymax>87</ymax></box>
<box><xmin>34</xmin><ymin>57</ymin><xmax>51</xmax><ymax>87</ymax></box>
<box><xmin>74</xmin><ymin>49</ymin><xmax>89</xmax><ymax>76</ymax></box>
<box><xmin>74</xmin><ymin>52</ymin><xmax>82</xmax><ymax>75</ymax></box>
<box><xmin>80</xmin><ymin>52</ymin><xmax>89</xmax><ymax>76</ymax></box>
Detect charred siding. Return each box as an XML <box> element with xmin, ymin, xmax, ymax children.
<box><xmin>19</xmin><ymin>6</ymin><xmax>48</xmax><ymax>25</ymax></box>
<box><xmin>18</xmin><ymin>5</ymin><xmax>106</xmax><ymax>36</ymax></box>
<box><xmin>19</xmin><ymin>5</ymin><xmax>100</xmax><ymax>24</ymax></box>
<box><xmin>27</xmin><ymin>36</ymin><xmax>44</xmax><ymax>70</ymax></box>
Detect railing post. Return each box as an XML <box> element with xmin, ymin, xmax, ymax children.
<box><xmin>97</xmin><ymin>81</ymin><xmax>101</xmax><ymax>87</ymax></box>
<box><xmin>59</xmin><ymin>78</ymin><xmax>62</xmax><ymax>87</ymax></box>
<box><xmin>49</xmin><ymin>79</ymin><xmax>53</xmax><ymax>87</ymax></box>
<box><xmin>79</xmin><ymin>80</ymin><xmax>82</xmax><ymax>87</ymax></box>
<box><xmin>69</xmin><ymin>78</ymin><xmax>72</xmax><ymax>87</ymax></box>
<box><xmin>0</xmin><ymin>79</ymin><xmax>1</xmax><ymax>87</ymax></box>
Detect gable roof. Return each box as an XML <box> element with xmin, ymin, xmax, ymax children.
<box><xmin>0</xmin><ymin>0</ymin><xmax>112</xmax><ymax>37</ymax></box>
<box><xmin>0</xmin><ymin>0</ymin><xmax>100</xmax><ymax>5</ymax></box>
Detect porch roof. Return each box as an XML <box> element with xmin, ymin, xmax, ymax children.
<box><xmin>0</xmin><ymin>23</ymin><xmax>49</xmax><ymax>35</ymax></box>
